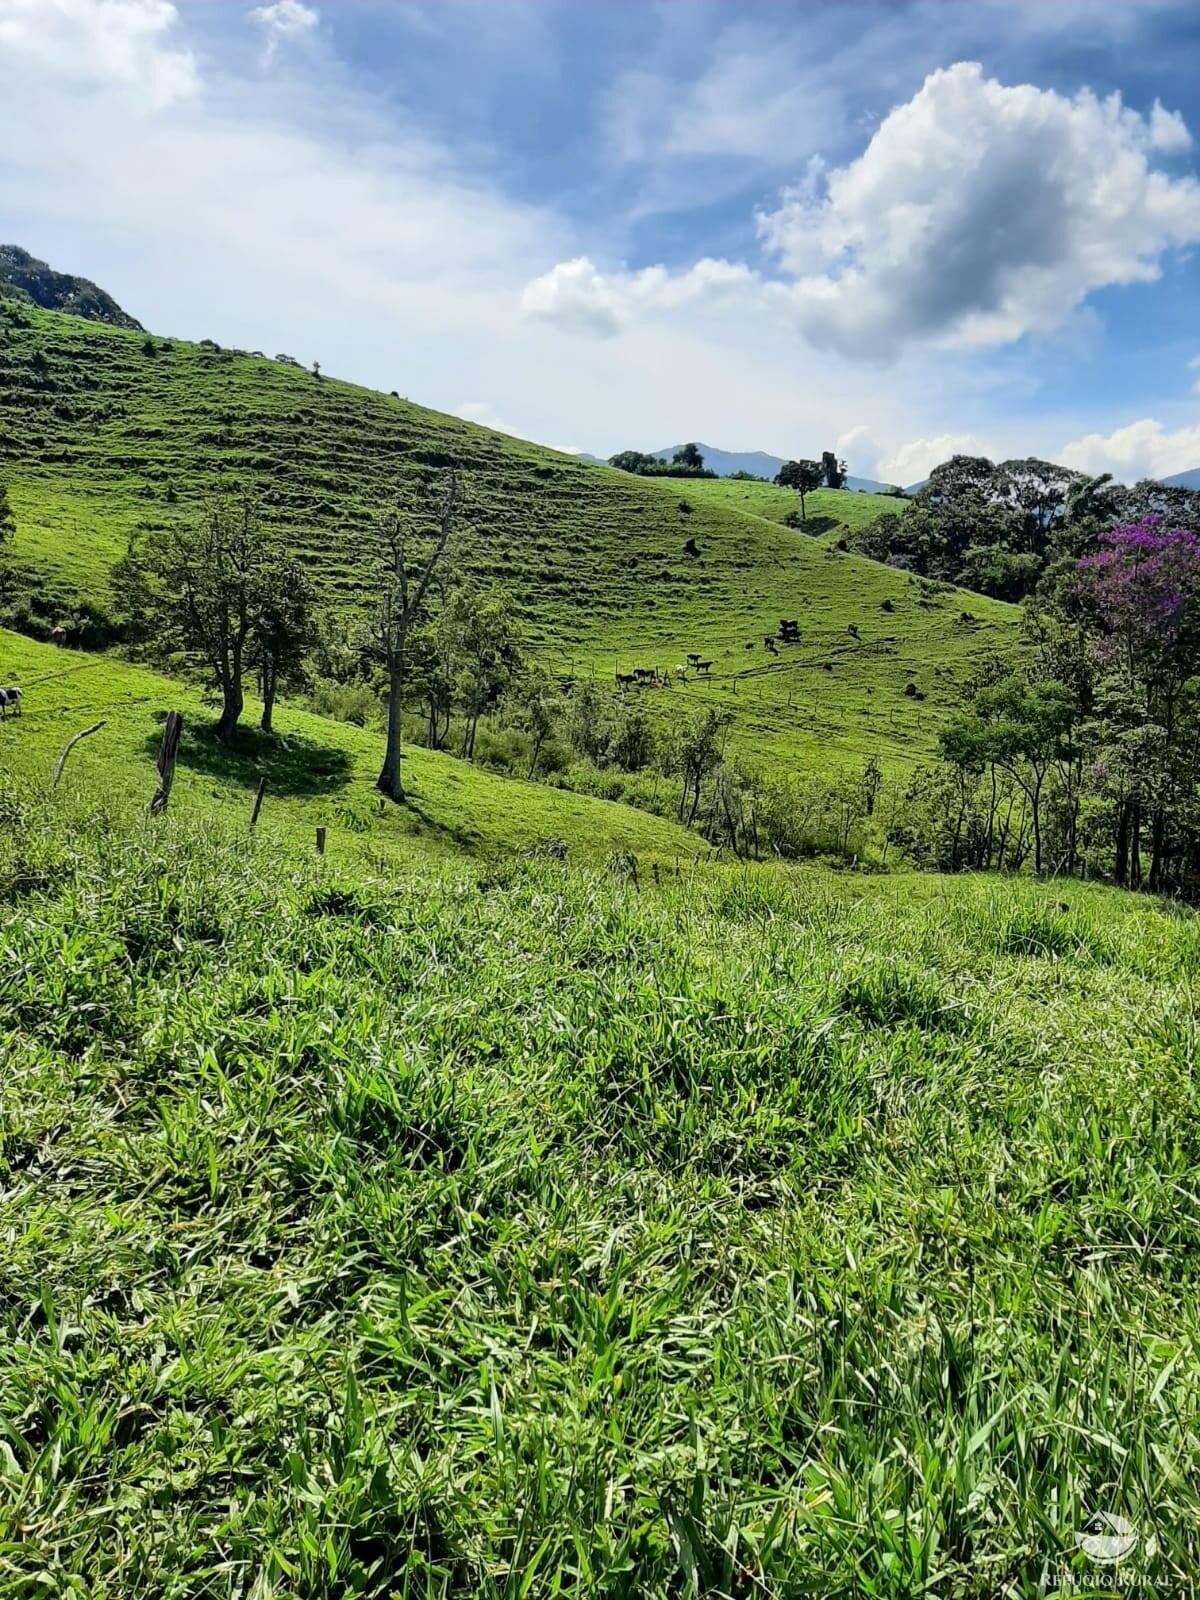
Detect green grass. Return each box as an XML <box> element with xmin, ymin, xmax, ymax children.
<box><xmin>0</xmin><ymin>630</ymin><xmax>704</xmax><ymax>867</ymax></box>
<box><xmin>2</xmin><ymin>788</ymin><xmax>1199</xmax><ymax>1596</ymax></box>
<box><xmin>0</xmin><ymin>304</ymin><xmax>1011</xmax><ymax>777</ymax></box>
<box><xmin>676</xmin><ymin>477</ymin><xmax>902</xmax><ymax>539</ymax></box>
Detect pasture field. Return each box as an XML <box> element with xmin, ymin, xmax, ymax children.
<box><xmin>0</xmin><ymin>630</ymin><xmax>703</xmax><ymax>867</ymax></box>
<box><xmin>675</xmin><ymin>477</ymin><xmax>901</xmax><ymax>539</ymax></box>
<box><xmin>0</xmin><ymin>303</ymin><xmax>1011</xmax><ymax>776</ymax></box>
<box><xmin>1</xmin><ymin>786</ymin><xmax>1198</xmax><ymax>1596</ymax></box>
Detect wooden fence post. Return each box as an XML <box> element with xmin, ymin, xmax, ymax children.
<box><xmin>52</xmin><ymin>721</ymin><xmax>105</xmax><ymax>790</ymax></box>
<box><xmin>149</xmin><ymin>712</ymin><xmax>182</xmax><ymax>815</ymax></box>
<box><xmin>315</xmin><ymin>826</ymin><xmax>326</xmax><ymax>855</ymax></box>
<box><xmin>249</xmin><ymin>777</ymin><xmax>266</xmax><ymax>832</ymax></box>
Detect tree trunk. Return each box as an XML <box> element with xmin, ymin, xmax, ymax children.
<box><xmin>1130</xmin><ymin>799</ymin><xmax>1142</xmax><ymax>889</ymax></box>
<box><xmin>216</xmin><ymin>674</ymin><xmax>244</xmax><ymax>743</ymax></box>
<box><xmin>377</xmin><ymin>661</ymin><xmax>405</xmax><ymax>801</ymax></box>
<box><xmin>1114</xmin><ymin>796</ymin><xmax>1131</xmax><ymax>887</ymax></box>
<box><xmin>260</xmin><ymin>660</ymin><xmax>277</xmax><ymax>734</ymax></box>
<box><xmin>1149</xmin><ymin>808</ymin><xmax>1168</xmax><ymax>894</ymax></box>
<box><xmin>1031</xmin><ymin>771</ymin><xmax>1044</xmax><ymax>875</ymax></box>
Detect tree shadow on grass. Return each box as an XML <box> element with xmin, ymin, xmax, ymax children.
<box><xmin>787</xmin><ymin>515</ymin><xmax>838</xmax><ymax>537</ymax></box>
<box><xmin>144</xmin><ymin>715</ymin><xmax>352</xmax><ymax>797</ymax></box>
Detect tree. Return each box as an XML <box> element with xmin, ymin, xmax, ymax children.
<box><xmin>250</xmin><ymin>553</ymin><xmax>318</xmax><ymax>733</ymax></box>
<box><xmin>940</xmin><ymin>674</ymin><xmax>1075</xmax><ymax>874</ymax></box>
<box><xmin>670</xmin><ymin>707</ymin><xmax>732</xmax><ymax>826</ymax></box>
<box><xmin>114</xmin><ymin>495</ymin><xmax>305</xmax><ymax>743</ymax></box>
<box><xmin>820</xmin><ymin>451</ymin><xmax>847</xmax><ymax>489</ymax></box>
<box><xmin>445</xmin><ymin>584</ymin><xmax>523</xmax><ymax>760</ymax></box>
<box><xmin>1076</xmin><ymin>516</ymin><xmax>1200</xmax><ymax>889</ymax></box>
<box><xmin>513</xmin><ymin>667</ymin><xmax>560</xmax><ymax>778</ymax></box>
<box><xmin>362</xmin><ymin>469</ymin><xmax>461</xmax><ymax>802</ymax></box>
<box><xmin>774</xmin><ymin>459</ymin><xmax>823</xmax><ymax>522</ymax></box>
<box><xmin>673</xmin><ymin>443</ymin><xmax>705</xmax><ymax>471</ymax></box>
<box><xmin>608</xmin><ymin>450</ymin><xmax>659</xmax><ymax>475</ymax></box>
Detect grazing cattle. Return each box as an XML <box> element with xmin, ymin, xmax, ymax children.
<box><xmin>51</xmin><ymin>627</ymin><xmax>67</xmax><ymax>648</ymax></box>
<box><xmin>686</xmin><ymin>652</ymin><xmax>701</xmax><ymax>666</ymax></box>
<box><xmin>615</xmin><ymin>671</ymin><xmax>635</xmax><ymax>688</ymax></box>
<box><xmin>695</xmin><ymin>660</ymin><xmax>714</xmax><ymax>675</ymax></box>
<box><xmin>633</xmin><ymin>667</ymin><xmax>656</xmax><ymax>684</ymax></box>
<box><xmin>0</xmin><ymin>686</ymin><xmax>21</xmax><ymax>717</ymax></box>
<box><xmin>674</xmin><ymin>664</ymin><xmax>687</xmax><ymax>682</ymax></box>
<box><xmin>683</xmin><ymin>537</ymin><xmax>701</xmax><ymax>559</ymax></box>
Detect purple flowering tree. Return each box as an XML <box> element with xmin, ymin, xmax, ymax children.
<box><xmin>1077</xmin><ymin>516</ymin><xmax>1200</xmax><ymax>722</ymax></box>
<box><xmin>1076</xmin><ymin>516</ymin><xmax>1200</xmax><ymax>889</ymax></box>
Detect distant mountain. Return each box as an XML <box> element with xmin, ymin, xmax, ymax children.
<box><xmin>0</xmin><ymin>245</ymin><xmax>142</xmax><ymax>330</ymax></box>
<box><xmin>649</xmin><ymin>443</ymin><xmax>891</xmax><ymax>493</ymax></box>
<box><xmin>1162</xmin><ymin>468</ymin><xmax>1200</xmax><ymax>491</ymax></box>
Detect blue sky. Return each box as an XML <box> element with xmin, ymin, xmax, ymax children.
<box><xmin>2</xmin><ymin>0</ymin><xmax>1200</xmax><ymax>482</ymax></box>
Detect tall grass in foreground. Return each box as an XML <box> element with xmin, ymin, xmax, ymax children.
<box><xmin>1</xmin><ymin>781</ymin><xmax>1199</xmax><ymax>1597</ymax></box>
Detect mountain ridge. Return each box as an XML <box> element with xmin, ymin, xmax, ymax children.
<box><xmin>0</xmin><ymin>245</ymin><xmax>142</xmax><ymax>331</ymax></box>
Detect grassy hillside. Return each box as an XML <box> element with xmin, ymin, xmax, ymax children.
<box><xmin>0</xmin><ymin>302</ymin><xmax>1011</xmax><ymax>776</ymax></box>
<box><xmin>677</xmin><ymin>476</ymin><xmax>902</xmax><ymax>538</ymax></box>
<box><xmin>3</xmin><ymin>787</ymin><xmax>1198</xmax><ymax>1595</ymax></box>
<box><xmin>0</xmin><ymin>630</ymin><xmax>703</xmax><ymax>866</ymax></box>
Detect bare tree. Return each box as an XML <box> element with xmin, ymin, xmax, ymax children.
<box><xmin>364</xmin><ymin>469</ymin><xmax>461</xmax><ymax>802</ymax></box>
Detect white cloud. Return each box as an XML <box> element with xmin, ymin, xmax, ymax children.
<box><xmin>835</xmin><ymin>425</ymin><xmax>883</xmax><ymax>481</ymax></box>
<box><xmin>521</xmin><ymin>255</ymin><xmax>757</xmax><ymax>338</ymax></box>
<box><xmin>1059</xmin><ymin>418</ymin><xmax>1200</xmax><ymax>483</ymax></box>
<box><xmin>757</xmin><ymin>63</ymin><xmax>1200</xmax><ymax>360</ymax></box>
<box><xmin>531</xmin><ymin>62</ymin><xmax>1200</xmax><ymax>365</ymax></box>
<box><xmin>878</xmin><ymin>433</ymin><xmax>997</xmax><ymax>486</ymax></box>
<box><xmin>0</xmin><ymin>0</ymin><xmax>198</xmax><ymax>108</ymax></box>
<box><xmin>252</xmin><ymin>0</ymin><xmax>318</xmax><ymax>61</ymax></box>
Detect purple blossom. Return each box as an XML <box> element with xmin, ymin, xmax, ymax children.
<box><xmin>1077</xmin><ymin>516</ymin><xmax>1200</xmax><ymax>659</ymax></box>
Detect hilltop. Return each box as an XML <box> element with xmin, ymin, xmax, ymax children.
<box><xmin>0</xmin><ymin>298</ymin><xmax>1015</xmax><ymax>781</ymax></box>
<box><xmin>0</xmin><ymin>245</ymin><xmax>142</xmax><ymax>330</ymax></box>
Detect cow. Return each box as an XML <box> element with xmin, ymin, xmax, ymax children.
<box><xmin>674</xmin><ymin>664</ymin><xmax>688</xmax><ymax>682</ymax></box>
<box><xmin>51</xmin><ymin>627</ymin><xmax>67</xmax><ymax>648</ymax></box>
<box><xmin>695</xmin><ymin>660</ymin><xmax>714</xmax><ymax>675</ymax></box>
<box><xmin>615</xmin><ymin>671</ymin><xmax>635</xmax><ymax>688</ymax></box>
<box><xmin>0</xmin><ymin>687</ymin><xmax>22</xmax><ymax>718</ymax></box>
<box><xmin>633</xmin><ymin>667</ymin><xmax>656</xmax><ymax>683</ymax></box>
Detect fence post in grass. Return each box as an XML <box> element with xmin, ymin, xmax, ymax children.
<box><xmin>149</xmin><ymin>712</ymin><xmax>183</xmax><ymax>816</ymax></box>
<box><xmin>315</xmin><ymin>826</ymin><xmax>326</xmax><ymax>855</ymax></box>
<box><xmin>249</xmin><ymin>777</ymin><xmax>266</xmax><ymax>832</ymax></box>
<box><xmin>51</xmin><ymin>721</ymin><xmax>106</xmax><ymax>790</ymax></box>
<box><xmin>630</xmin><ymin>855</ymin><xmax>639</xmax><ymax>891</ymax></box>
<box><xmin>652</xmin><ymin>861</ymin><xmax>659</xmax><ymax>887</ymax></box>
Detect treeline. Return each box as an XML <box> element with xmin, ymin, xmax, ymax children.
<box><xmin>607</xmin><ymin>444</ymin><xmax>715</xmax><ymax>479</ymax></box>
<box><xmin>856</xmin><ymin>455</ymin><xmax>1200</xmax><ymax>602</ymax></box>
<box><xmin>893</xmin><ymin>514</ymin><xmax>1200</xmax><ymax>895</ymax></box>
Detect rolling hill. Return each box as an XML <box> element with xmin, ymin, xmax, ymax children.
<box><xmin>0</xmin><ymin>294</ymin><xmax>1015</xmax><ymax>779</ymax></box>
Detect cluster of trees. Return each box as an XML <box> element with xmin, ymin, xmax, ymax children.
<box><xmin>905</xmin><ymin>514</ymin><xmax>1200</xmax><ymax>894</ymax></box>
<box><xmin>856</xmin><ymin>455</ymin><xmax>1200</xmax><ymax>602</ymax></box>
<box><xmin>773</xmin><ymin>451</ymin><xmax>848</xmax><ymax>519</ymax></box>
<box><xmin>607</xmin><ymin>444</ymin><xmax>716</xmax><ymax>479</ymax></box>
